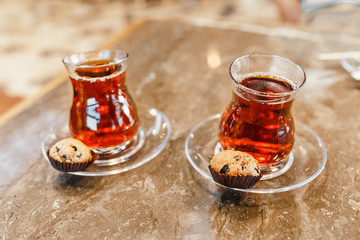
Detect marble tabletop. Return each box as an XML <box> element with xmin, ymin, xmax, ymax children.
<box><xmin>0</xmin><ymin>20</ymin><xmax>359</xmax><ymax>239</ymax></box>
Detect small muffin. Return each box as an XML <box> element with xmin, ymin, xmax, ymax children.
<box><xmin>48</xmin><ymin>138</ymin><xmax>94</xmax><ymax>172</ymax></box>
<box><xmin>209</xmin><ymin>150</ymin><xmax>261</xmax><ymax>189</ymax></box>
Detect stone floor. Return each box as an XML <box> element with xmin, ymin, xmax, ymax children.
<box><xmin>1</xmin><ymin>0</ymin><xmax>360</xmax><ymax>115</ymax></box>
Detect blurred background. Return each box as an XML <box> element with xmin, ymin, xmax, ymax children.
<box><xmin>1</xmin><ymin>0</ymin><xmax>360</xmax><ymax>116</ymax></box>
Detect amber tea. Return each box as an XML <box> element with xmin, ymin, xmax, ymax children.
<box><xmin>219</xmin><ymin>54</ymin><xmax>306</xmax><ymax>178</ymax></box>
<box><xmin>63</xmin><ymin>51</ymin><xmax>139</xmax><ymax>154</ymax></box>
<box><xmin>219</xmin><ymin>75</ymin><xmax>295</xmax><ymax>164</ymax></box>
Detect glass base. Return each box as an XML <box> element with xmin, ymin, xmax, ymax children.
<box><xmin>91</xmin><ymin>128</ymin><xmax>146</xmax><ymax>166</ymax></box>
<box><xmin>214</xmin><ymin>142</ymin><xmax>294</xmax><ymax>180</ymax></box>
<box><xmin>259</xmin><ymin>153</ymin><xmax>294</xmax><ymax>180</ymax></box>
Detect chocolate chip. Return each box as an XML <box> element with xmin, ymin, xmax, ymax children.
<box><xmin>234</xmin><ymin>155</ymin><xmax>241</xmax><ymax>161</ymax></box>
<box><xmin>76</xmin><ymin>153</ymin><xmax>82</xmax><ymax>158</ymax></box>
<box><xmin>255</xmin><ymin>168</ymin><xmax>260</xmax><ymax>174</ymax></box>
<box><xmin>72</xmin><ymin>146</ymin><xmax>77</xmax><ymax>151</ymax></box>
<box><xmin>220</xmin><ymin>165</ymin><xmax>229</xmax><ymax>174</ymax></box>
<box><xmin>242</xmin><ymin>166</ymin><xmax>246</xmax><ymax>170</ymax></box>
<box><xmin>62</xmin><ymin>155</ymin><xmax>67</xmax><ymax>159</ymax></box>
<box><xmin>56</xmin><ymin>147</ymin><xmax>60</xmax><ymax>152</ymax></box>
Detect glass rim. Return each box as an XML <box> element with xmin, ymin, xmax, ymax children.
<box><xmin>62</xmin><ymin>49</ymin><xmax>129</xmax><ymax>69</ymax></box>
<box><xmin>229</xmin><ymin>54</ymin><xmax>306</xmax><ymax>98</ymax></box>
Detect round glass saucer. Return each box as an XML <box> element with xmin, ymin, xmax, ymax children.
<box><xmin>185</xmin><ymin>114</ymin><xmax>327</xmax><ymax>193</ymax></box>
<box><xmin>41</xmin><ymin>104</ymin><xmax>171</xmax><ymax>176</ymax></box>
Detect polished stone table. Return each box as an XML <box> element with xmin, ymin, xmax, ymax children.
<box><xmin>1</xmin><ymin>20</ymin><xmax>359</xmax><ymax>239</ymax></box>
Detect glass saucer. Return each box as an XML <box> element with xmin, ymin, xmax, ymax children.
<box><xmin>185</xmin><ymin>114</ymin><xmax>327</xmax><ymax>193</ymax></box>
<box><xmin>41</xmin><ymin>105</ymin><xmax>171</xmax><ymax>176</ymax></box>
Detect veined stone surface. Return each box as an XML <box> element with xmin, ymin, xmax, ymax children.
<box><xmin>0</xmin><ymin>20</ymin><xmax>359</xmax><ymax>239</ymax></box>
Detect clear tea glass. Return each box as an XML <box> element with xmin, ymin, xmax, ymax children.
<box><xmin>63</xmin><ymin>50</ymin><xmax>140</xmax><ymax>159</ymax></box>
<box><xmin>219</xmin><ymin>54</ymin><xmax>306</xmax><ymax>179</ymax></box>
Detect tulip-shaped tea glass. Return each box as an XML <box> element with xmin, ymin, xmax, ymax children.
<box><xmin>63</xmin><ymin>50</ymin><xmax>143</xmax><ymax>162</ymax></box>
<box><xmin>219</xmin><ymin>54</ymin><xmax>306</xmax><ymax>179</ymax></box>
